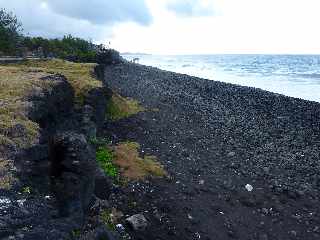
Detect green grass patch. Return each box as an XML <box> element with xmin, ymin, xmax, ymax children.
<box><xmin>100</xmin><ymin>208</ymin><xmax>123</xmax><ymax>231</ymax></box>
<box><xmin>96</xmin><ymin>146</ymin><xmax>118</xmax><ymax>178</ymax></box>
<box><xmin>106</xmin><ymin>93</ymin><xmax>145</xmax><ymax>121</ymax></box>
<box><xmin>100</xmin><ymin>209</ymin><xmax>116</xmax><ymax>231</ymax></box>
<box><xmin>22</xmin><ymin>186</ymin><xmax>31</xmax><ymax>194</ymax></box>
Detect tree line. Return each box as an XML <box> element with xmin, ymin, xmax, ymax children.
<box><xmin>0</xmin><ymin>8</ymin><xmax>121</xmax><ymax>63</ymax></box>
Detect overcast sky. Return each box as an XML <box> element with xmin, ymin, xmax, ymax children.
<box><xmin>1</xmin><ymin>0</ymin><xmax>320</xmax><ymax>54</ymax></box>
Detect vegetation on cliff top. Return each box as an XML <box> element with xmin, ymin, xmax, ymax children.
<box><xmin>0</xmin><ymin>65</ymin><xmax>56</xmax><ymax>189</ymax></box>
<box><xmin>0</xmin><ymin>65</ymin><xmax>47</xmax><ymax>149</ymax></box>
<box><xmin>0</xmin><ymin>8</ymin><xmax>122</xmax><ymax>64</ymax></box>
<box><xmin>0</xmin><ymin>59</ymin><xmax>102</xmax><ymax>152</ymax></box>
<box><xmin>16</xmin><ymin>59</ymin><xmax>102</xmax><ymax>104</ymax></box>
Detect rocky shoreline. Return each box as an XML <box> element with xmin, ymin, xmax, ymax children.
<box><xmin>102</xmin><ymin>62</ymin><xmax>320</xmax><ymax>240</ymax></box>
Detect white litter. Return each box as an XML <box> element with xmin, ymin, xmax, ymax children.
<box><xmin>17</xmin><ymin>199</ymin><xmax>26</xmax><ymax>207</ymax></box>
<box><xmin>245</xmin><ymin>184</ymin><xmax>253</xmax><ymax>192</ymax></box>
<box><xmin>199</xmin><ymin>180</ymin><xmax>205</xmax><ymax>185</ymax></box>
<box><xmin>116</xmin><ymin>224</ymin><xmax>125</xmax><ymax>231</ymax></box>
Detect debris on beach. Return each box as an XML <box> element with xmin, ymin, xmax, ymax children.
<box><xmin>245</xmin><ymin>184</ymin><xmax>253</xmax><ymax>192</ymax></box>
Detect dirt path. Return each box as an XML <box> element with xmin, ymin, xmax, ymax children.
<box><xmin>102</xmin><ymin>63</ymin><xmax>320</xmax><ymax>240</ymax></box>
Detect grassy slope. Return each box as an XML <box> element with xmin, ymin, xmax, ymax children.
<box><xmin>0</xmin><ymin>59</ymin><xmax>99</xmax><ymax>189</ymax></box>
<box><xmin>0</xmin><ymin>59</ymin><xmax>100</xmax><ymax>149</ymax></box>
<box><xmin>0</xmin><ymin>66</ymin><xmax>45</xmax><ymax>149</ymax></box>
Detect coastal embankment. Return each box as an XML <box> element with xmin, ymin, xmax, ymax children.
<box><xmin>0</xmin><ymin>60</ymin><xmax>116</xmax><ymax>239</ymax></box>
<box><xmin>102</xmin><ymin>62</ymin><xmax>320</xmax><ymax>240</ymax></box>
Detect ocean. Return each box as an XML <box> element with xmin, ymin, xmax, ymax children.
<box><xmin>122</xmin><ymin>54</ymin><xmax>320</xmax><ymax>103</ymax></box>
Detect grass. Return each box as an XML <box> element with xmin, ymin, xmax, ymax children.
<box><xmin>15</xmin><ymin>59</ymin><xmax>102</xmax><ymax>105</ymax></box>
<box><xmin>0</xmin><ymin>59</ymin><xmax>101</xmax><ymax>150</ymax></box>
<box><xmin>100</xmin><ymin>209</ymin><xmax>117</xmax><ymax>231</ymax></box>
<box><xmin>22</xmin><ymin>186</ymin><xmax>31</xmax><ymax>194</ymax></box>
<box><xmin>106</xmin><ymin>92</ymin><xmax>145</xmax><ymax>120</ymax></box>
<box><xmin>113</xmin><ymin>142</ymin><xmax>167</xmax><ymax>180</ymax></box>
<box><xmin>100</xmin><ymin>208</ymin><xmax>123</xmax><ymax>231</ymax></box>
<box><xmin>94</xmin><ymin>140</ymin><xmax>167</xmax><ymax>181</ymax></box>
<box><xmin>0</xmin><ymin>65</ymin><xmax>49</xmax><ymax>149</ymax></box>
<box><xmin>0</xmin><ymin>65</ymin><xmax>56</xmax><ymax>190</ymax></box>
<box><xmin>96</xmin><ymin>146</ymin><xmax>118</xmax><ymax>178</ymax></box>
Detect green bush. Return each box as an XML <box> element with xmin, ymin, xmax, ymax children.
<box><xmin>21</xmin><ymin>35</ymin><xmax>98</xmax><ymax>62</ymax></box>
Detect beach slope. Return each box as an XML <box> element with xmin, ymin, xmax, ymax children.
<box><xmin>103</xmin><ymin>62</ymin><xmax>320</xmax><ymax>240</ymax></box>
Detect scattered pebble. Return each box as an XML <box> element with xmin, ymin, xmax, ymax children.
<box><xmin>227</xmin><ymin>152</ymin><xmax>236</xmax><ymax>157</ymax></box>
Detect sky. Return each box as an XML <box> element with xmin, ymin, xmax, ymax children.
<box><xmin>1</xmin><ymin>0</ymin><xmax>320</xmax><ymax>55</ymax></box>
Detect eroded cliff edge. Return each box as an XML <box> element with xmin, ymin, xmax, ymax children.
<box><xmin>0</xmin><ymin>60</ymin><xmax>115</xmax><ymax>239</ymax></box>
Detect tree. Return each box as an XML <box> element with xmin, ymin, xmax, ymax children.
<box><xmin>0</xmin><ymin>8</ymin><xmax>23</xmax><ymax>55</ymax></box>
<box><xmin>0</xmin><ymin>8</ymin><xmax>22</xmax><ymax>33</ymax></box>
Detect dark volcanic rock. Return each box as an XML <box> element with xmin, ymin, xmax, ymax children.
<box><xmin>126</xmin><ymin>214</ymin><xmax>148</xmax><ymax>231</ymax></box>
<box><xmin>28</xmin><ymin>73</ymin><xmax>74</xmax><ymax>131</ymax></box>
<box><xmin>50</xmin><ymin>132</ymin><xmax>96</xmax><ymax>219</ymax></box>
<box><xmin>94</xmin><ymin>168</ymin><xmax>113</xmax><ymax>200</ymax></box>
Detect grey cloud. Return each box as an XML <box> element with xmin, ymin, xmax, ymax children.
<box><xmin>0</xmin><ymin>0</ymin><xmax>152</xmax><ymax>40</ymax></box>
<box><xmin>167</xmin><ymin>0</ymin><xmax>216</xmax><ymax>17</ymax></box>
<box><xmin>45</xmin><ymin>0</ymin><xmax>152</xmax><ymax>26</ymax></box>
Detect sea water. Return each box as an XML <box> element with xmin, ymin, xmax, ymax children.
<box><xmin>122</xmin><ymin>54</ymin><xmax>320</xmax><ymax>102</ymax></box>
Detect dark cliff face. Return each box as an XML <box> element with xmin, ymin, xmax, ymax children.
<box><xmin>0</xmin><ymin>66</ymin><xmax>114</xmax><ymax>239</ymax></box>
